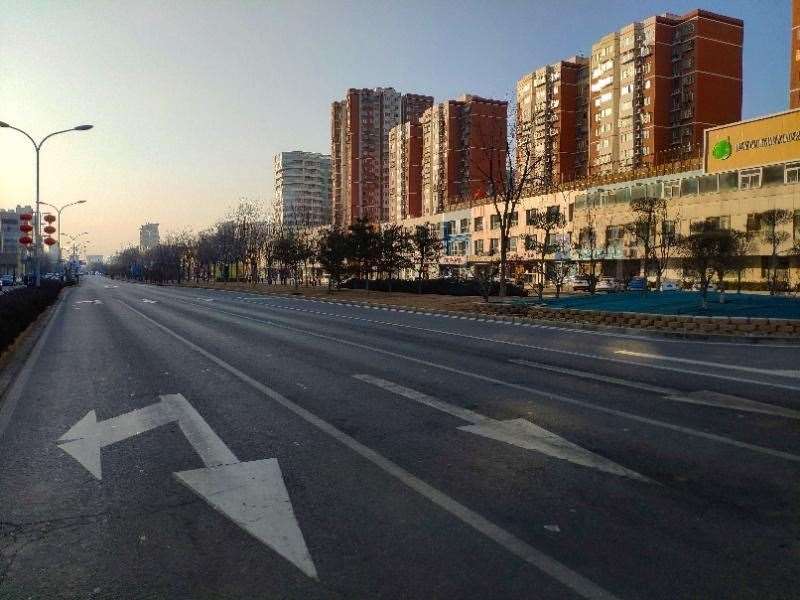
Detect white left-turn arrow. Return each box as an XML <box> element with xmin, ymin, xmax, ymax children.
<box><xmin>57</xmin><ymin>394</ymin><xmax>317</xmax><ymax>579</ymax></box>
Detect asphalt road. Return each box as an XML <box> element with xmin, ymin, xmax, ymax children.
<box><xmin>1</xmin><ymin>276</ymin><xmax>799</xmax><ymax>599</ymax></box>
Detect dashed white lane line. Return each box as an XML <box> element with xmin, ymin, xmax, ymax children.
<box><xmin>353</xmin><ymin>374</ymin><xmax>650</xmax><ymax>482</ymax></box>
<box><xmin>119</xmin><ymin>300</ymin><xmax>619</xmax><ymax>600</ymax></box>
<box><xmin>614</xmin><ymin>350</ymin><xmax>800</xmax><ymax>379</ymax></box>
<box><xmin>170</xmin><ymin>299</ymin><xmax>800</xmax><ymax>464</ymax></box>
<box><xmin>511</xmin><ymin>359</ymin><xmax>800</xmax><ymax>420</ymax></box>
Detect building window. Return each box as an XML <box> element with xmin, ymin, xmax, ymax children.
<box><xmin>746</xmin><ymin>213</ymin><xmax>761</xmax><ymax>234</ymax></box>
<box><xmin>525</xmin><ymin>208</ymin><xmax>537</xmax><ymax>225</ymax></box>
<box><xmin>786</xmin><ymin>162</ymin><xmax>800</xmax><ymax>184</ymax></box>
<box><xmin>794</xmin><ymin>210</ymin><xmax>800</xmax><ymax>241</ymax></box>
<box><xmin>474</xmin><ymin>239</ymin><xmax>484</xmax><ymax>255</ymax></box>
<box><xmin>568</xmin><ymin>203</ymin><xmax>574</xmax><ymax>222</ymax></box>
<box><xmin>510</xmin><ymin>211</ymin><xmax>519</xmax><ymax>227</ymax></box>
<box><xmin>442</xmin><ymin>220</ymin><xmax>455</xmax><ymax>237</ymax></box>
<box><xmin>490</xmin><ymin>214</ymin><xmax>501</xmax><ymax>229</ymax></box>
<box><xmin>474</xmin><ymin>216</ymin><xmax>484</xmax><ymax>231</ymax></box>
<box><xmin>508</xmin><ymin>237</ymin><xmax>517</xmax><ymax>252</ymax></box>
<box><xmin>739</xmin><ymin>168</ymin><xmax>762</xmax><ymax>190</ymax></box>
<box><xmin>664</xmin><ymin>180</ymin><xmax>681</xmax><ymax>198</ymax></box>
<box><xmin>489</xmin><ymin>238</ymin><xmax>499</xmax><ymax>255</ymax></box>
<box><xmin>524</xmin><ymin>235</ymin><xmax>537</xmax><ymax>250</ymax></box>
<box><xmin>459</xmin><ymin>218</ymin><xmax>470</xmax><ymax>233</ymax></box>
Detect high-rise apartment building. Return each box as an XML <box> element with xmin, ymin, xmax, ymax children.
<box><xmin>517</xmin><ymin>56</ymin><xmax>590</xmax><ymax>187</ymax></box>
<box><xmin>330</xmin><ymin>88</ymin><xmax>433</xmax><ymax>227</ymax></box>
<box><xmin>273</xmin><ymin>151</ymin><xmax>332</xmax><ymax>227</ymax></box>
<box><xmin>588</xmin><ymin>10</ymin><xmax>743</xmax><ymax>176</ymax></box>
<box><xmin>388</xmin><ymin>121</ymin><xmax>423</xmax><ymax>221</ymax></box>
<box><xmin>420</xmin><ymin>95</ymin><xmax>508</xmax><ymax>216</ymax></box>
<box><xmin>139</xmin><ymin>223</ymin><xmax>159</xmax><ymax>251</ymax></box>
<box><xmin>791</xmin><ymin>0</ymin><xmax>800</xmax><ymax>109</ymax></box>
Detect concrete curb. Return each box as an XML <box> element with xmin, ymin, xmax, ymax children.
<box><xmin>174</xmin><ymin>283</ymin><xmax>800</xmax><ymax>344</ymax></box>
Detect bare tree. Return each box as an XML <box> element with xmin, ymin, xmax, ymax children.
<box><xmin>316</xmin><ymin>227</ymin><xmax>349</xmax><ymax>291</ymax></box>
<box><xmin>759</xmin><ymin>209</ymin><xmax>793</xmax><ymax>295</ymax></box>
<box><xmin>626</xmin><ymin>195</ymin><xmax>675</xmax><ymax>291</ymax></box>
<box><xmin>528</xmin><ymin>207</ymin><xmax>566</xmax><ymax>301</ymax></box>
<box><xmin>471</xmin><ymin>262</ymin><xmax>497</xmax><ymax>303</ymax></box>
<box><xmin>576</xmin><ymin>200</ymin><xmax>602</xmax><ymax>294</ymax></box>
<box><xmin>679</xmin><ymin>229</ymin><xmax>734</xmax><ymax>309</ymax></box>
<box><xmin>410</xmin><ymin>223</ymin><xmax>443</xmax><ymax>294</ymax></box>
<box><xmin>471</xmin><ymin>102</ymin><xmax>542</xmax><ymax>297</ymax></box>
<box><xmin>376</xmin><ymin>224</ymin><xmax>412</xmax><ymax>293</ymax></box>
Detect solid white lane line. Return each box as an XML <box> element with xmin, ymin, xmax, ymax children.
<box><xmin>511</xmin><ymin>359</ymin><xmax>676</xmax><ymax>395</ymax></box>
<box><xmin>511</xmin><ymin>360</ymin><xmax>800</xmax><ymax>420</ymax></box>
<box><xmin>614</xmin><ymin>350</ymin><xmax>800</xmax><ymax>379</ymax></box>
<box><xmin>173</xmin><ymin>301</ymin><xmax>800</xmax><ymax>464</ymax></box>
<box><xmin>205</xmin><ymin>299</ymin><xmax>800</xmax><ymax>393</ymax></box>
<box><xmin>119</xmin><ymin>301</ymin><xmax>618</xmax><ymax>600</ymax></box>
<box><xmin>353</xmin><ymin>375</ymin><xmax>649</xmax><ymax>482</ymax></box>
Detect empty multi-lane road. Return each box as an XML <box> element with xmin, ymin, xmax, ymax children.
<box><xmin>1</xmin><ymin>276</ymin><xmax>798</xmax><ymax>599</ymax></box>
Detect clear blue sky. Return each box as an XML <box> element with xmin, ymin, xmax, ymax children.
<box><xmin>0</xmin><ymin>0</ymin><xmax>791</xmax><ymax>255</ymax></box>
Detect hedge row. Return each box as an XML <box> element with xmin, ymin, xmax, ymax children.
<box><xmin>0</xmin><ymin>282</ymin><xmax>62</xmax><ymax>355</ymax></box>
<box><xmin>341</xmin><ymin>277</ymin><xmax>528</xmax><ymax>297</ymax></box>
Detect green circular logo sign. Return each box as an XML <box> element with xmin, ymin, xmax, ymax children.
<box><xmin>712</xmin><ymin>138</ymin><xmax>732</xmax><ymax>160</ymax></box>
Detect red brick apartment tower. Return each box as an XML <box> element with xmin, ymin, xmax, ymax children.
<box><xmin>421</xmin><ymin>96</ymin><xmax>507</xmax><ymax>215</ymax></box>
<box><xmin>388</xmin><ymin>120</ymin><xmax>424</xmax><ymax>221</ymax></box>
<box><xmin>517</xmin><ymin>56</ymin><xmax>590</xmax><ymax>187</ymax></box>
<box><xmin>588</xmin><ymin>10</ymin><xmax>742</xmax><ymax>176</ymax></box>
<box><xmin>330</xmin><ymin>88</ymin><xmax>433</xmax><ymax>227</ymax></box>
<box><xmin>791</xmin><ymin>0</ymin><xmax>800</xmax><ymax>108</ymax></box>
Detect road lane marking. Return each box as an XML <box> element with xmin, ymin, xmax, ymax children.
<box><xmin>510</xmin><ymin>360</ymin><xmax>800</xmax><ymax>420</ymax></box>
<box><xmin>353</xmin><ymin>374</ymin><xmax>649</xmax><ymax>482</ymax></box>
<box><xmin>57</xmin><ymin>394</ymin><xmax>317</xmax><ymax>579</ymax></box>
<box><xmin>172</xmin><ymin>301</ymin><xmax>800</xmax><ymax>465</ymax></box>
<box><xmin>614</xmin><ymin>350</ymin><xmax>800</xmax><ymax>379</ymax></box>
<box><xmin>207</xmin><ymin>300</ymin><xmax>800</xmax><ymax>393</ymax></box>
<box><xmin>118</xmin><ymin>300</ymin><xmax>619</xmax><ymax>600</ymax></box>
<box><xmin>141</xmin><ymin>298</ymin><xmax>158</xmax><ymax>303</ymax></box>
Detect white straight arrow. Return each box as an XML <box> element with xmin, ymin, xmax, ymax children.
<box><xmin>353</xmin><ymin>374</ymin><xmax>650</xmax><ymax>483</ymax></box>
<box><xmin>57</xmin><ymin>394</ymin><xmax>317</xmax><ymax>579</ymax></box>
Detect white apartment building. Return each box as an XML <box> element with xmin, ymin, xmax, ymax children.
<box><xmin>274</xmin><ymin>151</ymin><xmax>332</xmax><ymax>227</ymax></box>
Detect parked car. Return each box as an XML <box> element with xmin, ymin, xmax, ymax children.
<box><xmin>0</xmin><ymin>274</ymin><xmax>13</xmax><ymax>287</ymax></box>
<box><xmin>627</xmin><ymin>276</ymin><xmax>648</xmax><ymax>291</ymax></box>
<box><xmin>596</xmin><ymin>277</ymin><xmax>623</xmax><ymax>293</ymax></box>
<box><xmin>692</xmin><ymin>281</ymin><xmax>718</xmax><ymax>292</ymax></box>
<box><xmin>571</xmin><ymin>277</ymin><xmax>590</xmax><ymax>292</ymax></box>
<box><xmin>660</xmin><ymin>279</ymin><xmax>681</xmax><ymax>292</ymax></box>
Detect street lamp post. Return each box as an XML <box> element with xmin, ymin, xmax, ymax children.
<box><xmin>40</xmin><ymin>200</ymin><xmax>87</xmax><ymax>270</ymax></box>
<box><xmin>0</xmin><ymin>121</ymin><xmax>93</xmax><ymax>286</ymax></box>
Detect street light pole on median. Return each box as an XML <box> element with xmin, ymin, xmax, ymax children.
<box><xmin>0</xmin><ymin>121</ymin><xmax>93</xmax><ymax>287</ymax></box>
<box><xmin>40</xmin><ymin>200</ymin><xmax>88</xmax><ymax>271</ymax></box>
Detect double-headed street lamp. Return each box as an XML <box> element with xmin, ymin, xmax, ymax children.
<box><xmin>0</xmin><ymin>121</ymin><xmax>93</xmax><ymax>287</ymax></box>
<box><xmin>40</xmin><ymin>200</ymin><xmax>87</xmax><ymax>269</ymax></box>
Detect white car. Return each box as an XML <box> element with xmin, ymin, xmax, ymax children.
<box><xmin>660</xmin><ymin>280</ymin><xmax>681</xmax><ymax>292</ymax></box>
<box><xmin>595</xmin><ymin>277</ymin><xmax>622</xmax><ymax>292</ymax></box>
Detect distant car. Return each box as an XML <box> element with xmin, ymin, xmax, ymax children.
<box><xmin>627</xmin><ymin>276</ymin><xmax>648</xmax><ymax>291</ymax></box>
<box><xmin>660</xmin><ymin>280</ymin><xmax>681</xmax><ymax>292</ymax></box>
<box><xmin>0</xmin><ymin>274</ymin><xmax>13</xmax><ymax>287</ymax></box>
<box><xmin>571</xmin><ymin>277</ymin><xmax>590</xmax><ymax>292</ymax></box>
<box><xmin>596</xmin><ymin>277</ymin><xmax>622</xmax><ymax>293</ymax></box>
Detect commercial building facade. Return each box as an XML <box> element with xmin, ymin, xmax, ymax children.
<box><xmin>330</xmin><ymin>87</ymin><xmax>432</xmax><ymax>226</ymax></box>
<box><xmin>395</xmin><ymin>108</ymin><xmax>800</xmax><ymax>288</ymax></box>
<box><xmin>274</xmin><ymin>151</ymin><xmax>332</xmax><ymax>227</ymax></box>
